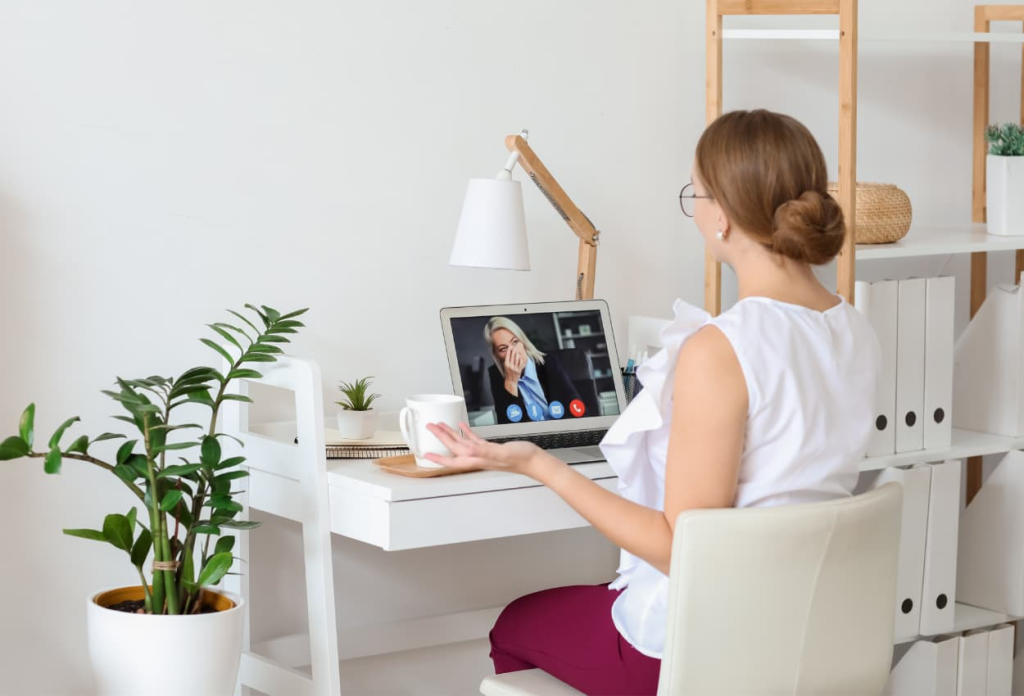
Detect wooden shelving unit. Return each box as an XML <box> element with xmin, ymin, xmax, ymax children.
<box><xmin>967</xmin><ymin>4</ymin><xmax>1024</xmax><ymax>504</ymax></box>
<box><xmin>703</xmin><ymin>0</ymin><xmax>1024</xmax><ymax>652</ymax></box>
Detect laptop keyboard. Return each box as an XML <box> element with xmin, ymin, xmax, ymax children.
<box><xmin>488</xmin><ymin>429</ymin><xmax>607</xmax><ymax>450</ymax></box>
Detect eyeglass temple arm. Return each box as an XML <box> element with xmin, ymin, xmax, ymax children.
<box><xmin>504</xmin><ymin>133</ymin><xmax>599</xmax><ymax>301</ymax></box>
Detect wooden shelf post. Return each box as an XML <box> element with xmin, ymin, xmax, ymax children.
<box><xmin>704</xmin><ymin>0</ymin><xmax>858</xmax><ymax>315</ymax></box>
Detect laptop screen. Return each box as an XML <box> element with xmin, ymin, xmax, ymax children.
<box><xmin>443</xmin><ymin>303</ymin><xmax>623</xmax><ymax>430</ymax></box>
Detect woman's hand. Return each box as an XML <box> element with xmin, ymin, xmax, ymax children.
<box><xmin>503</xmin><ymin>343</ymin><xmax>526</xmax><ymax>389</ymax></box>
<box><xmin>424</xmin><ymin>421</ymin><xmax>548</xmax><ymax>477</ymax></box>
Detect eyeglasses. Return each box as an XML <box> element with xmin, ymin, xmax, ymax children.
<box><xmin>679</xmin><ymin>183</ymin><xmax>713</xmax><ymax>218</ymax></box>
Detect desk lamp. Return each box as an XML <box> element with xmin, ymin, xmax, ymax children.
<box><xmin>450</xmin><ymin>130</ymin><xmax>601</xmax><ymax>300</ymax></box>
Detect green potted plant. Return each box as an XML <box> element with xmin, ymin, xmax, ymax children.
<box><xmin>986</xmin><ymin>122</ymin><xmax>1024</xmax><ymax>236</ymax></box>
<box><xmin>0</xmin><ymin>303</ymin><xmax>306</xmax><ymax>696</ymax></box>
<box><xmin>335</xmin><ymin>376</ymin><xmax>380</xmax><ymax>439</ymax></box>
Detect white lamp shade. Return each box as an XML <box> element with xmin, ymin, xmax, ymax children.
<box><xmin>450</xmin><ymin>178</ymin><xmax>530</xmax><ymax>270</ymax></box>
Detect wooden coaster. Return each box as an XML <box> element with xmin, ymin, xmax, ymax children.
<box><xmin>373</xmin><ymin>453</ymin><xmax>480</xmax><ymax>478</ymax></box>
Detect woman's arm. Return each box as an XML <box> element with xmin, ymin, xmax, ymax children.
<box><xmin>428</xmin><ymin>325</ymin><xmax>747</xmax><ymax>575</ymax></box>
<box><xmin>531</xmin><ymin>326</ymin><xmax>746</xmax><ymax>573</ymax></box>
<box><xmin>662</xmin><ymin>325</ymin><xmax>746</xmax><ymax>528</ymax></box>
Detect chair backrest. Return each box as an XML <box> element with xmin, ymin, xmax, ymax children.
<box><xmin>657</xmin><ymin>483</ymin><xmax>902</xmax><ymax>696</ymax></box>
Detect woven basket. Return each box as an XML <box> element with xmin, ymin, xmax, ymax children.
<box><xmin>827</xmin><ymin>182</ymin><xmax>913</xmax><ymax>245</ymax></box>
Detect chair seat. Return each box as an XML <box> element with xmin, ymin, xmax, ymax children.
<box><xmin>480</xmin><ymin>669</ymin><xmax>585</xmax><ymax>696</ymax></box>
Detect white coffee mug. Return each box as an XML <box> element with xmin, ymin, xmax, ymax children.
<box><xmin>399</xmin><ymin>394</ymin><xmax>467</xmax><ymax>469</ymax></box>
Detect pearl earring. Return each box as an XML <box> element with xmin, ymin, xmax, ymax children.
<box><xmin>716</xmin><ymin>230</ymin><xmax>725</xmax><ymax>241</ymax></box>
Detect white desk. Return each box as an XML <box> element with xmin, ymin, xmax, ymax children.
<box><xmin>325</xmin><ymin>459</ymin><xmax>618</xmax><ymax>551</ymax></box>
<box><xmin>247</xmin><ymin>418</ymin><xmax>619</xmax><ymax>551</ymax></box>
<box><xmin>235</xmin><ymin>410</ymin><xmax>620</xmax><ymax>696</ymax></box>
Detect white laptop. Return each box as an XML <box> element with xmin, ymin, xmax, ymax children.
<box><xmin>440</xmin><ymin>300</ymin><xmax>627</xmax><ymax>464</ymax></box>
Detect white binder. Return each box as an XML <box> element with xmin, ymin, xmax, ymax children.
<box><xmin>858</xmin><ymin>466</ymin><xmax>931</xmax><ymax>641</ymax></box>
<box><xmin>883</xmin><ymin>636</ymin><xmax>959</xmax><ymax>696</ymax></box>
<box><xmin>919</xmin><ymin>460</ymin><xmax>962</xmax><ymax>636</ymax></box>
<box><xmin>987</xmin><ymin>624</ymin><xmax>1014</xmax><ymax>696</ymax></box>
<box><xmin>959</xmin><ymin>630</ymin><xmax>990</xmax><ymax>696</ymax></box>
<box><xmin>896</xmin><ymin>278</ymin><xmax>927</xmax><ymax>452</ymax></box>
<box><xmin>923</xmin><ymin>276</ymin><xmax>955</xmax><ymax>450</ymax></box>
<box><xmin>855</xmin><ymin>280</ymin><xmax>899</xmax><ymax>456</ymax></box>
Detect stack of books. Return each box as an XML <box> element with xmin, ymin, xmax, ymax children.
<box><xmin>325</xmin><ymin>429</ymin><xmax>410</xmax><ymax>460</ymax></box>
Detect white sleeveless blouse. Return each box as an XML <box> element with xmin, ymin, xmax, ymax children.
<box><xmin>598</xmin><ymin>296</ymin><xmax>881</xmax><ymax>658</ymax></box>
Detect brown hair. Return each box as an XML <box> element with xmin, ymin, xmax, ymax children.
<box><xmin>694</xmin><ymin>109</ymin><xmax>845</xmax><ymax>265</ymax></box>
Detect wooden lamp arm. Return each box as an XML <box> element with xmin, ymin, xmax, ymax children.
<box><xmin>504</xmin><ymin>134</ymin><xmax>600</xmax><ymax>300</ymax></box>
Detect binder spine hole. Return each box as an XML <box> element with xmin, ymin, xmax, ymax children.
<box><xmin>936</xmin><ymin>594</ymin><xmax>948</xmax><ymax>610</ymax></box>
<box><xmin>933</xmin><ymin>408</ymin><xmax>945</xmax><ymax>424</ymax></box>
<box><xmin>875</xmin><ymin>415</ymin><xmax>888</xmax><ymax>432</ymax></box>
<box><xmin>904</xmin><ymin>411</ymin><xmax>917</xmax><ymax>428</ymax></box>
<box><xmin>901</xmin><ymin>598</ymin><xmax>913</xmax><ymax>614</ymax></box>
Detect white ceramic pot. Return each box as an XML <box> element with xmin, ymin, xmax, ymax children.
<box><xmin>987</xmin><ymin>154</ymin><xmax>1024</xmax><ymax>236</ymax></box>
<box><xmin>87</xmin><ymin>586</ymin><xmax>243</xmax><ymax>696</ymax></box>
<box><xmin>336</xmin><ymin>408</ymin><xmax>378</xmax><ymax>439</ymax></box>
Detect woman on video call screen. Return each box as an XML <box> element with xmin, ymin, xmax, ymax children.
<box><xmin>451</xmin><ymin>310</ymin><xmax>620</xmax><ymax>426</ymax></box>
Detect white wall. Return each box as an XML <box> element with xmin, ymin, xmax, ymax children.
<box><xmin>1</xmin><ymin>1</ymin><xmax>1022</xmax><ymax>694</ymax></box>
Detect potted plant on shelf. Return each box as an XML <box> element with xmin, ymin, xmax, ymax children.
<box><xmin>986</xmin><ymin>122</ymin><xmax>1024</xmax><ymax>236</ymax></box>
<box><xmin>335</xmin><ymin>376</ymin><xmax>380</xmax><ymax>440</ymax></box>
<box><xmin>0</xmin><ymin>303</ymin><xmax>306</xmax><ymax>696</ymax></box>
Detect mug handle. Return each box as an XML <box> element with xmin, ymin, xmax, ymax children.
<box><xmin>399</xmin><ymin>407</ymin><xmax>419</xmax><ymax>457</ymax></box>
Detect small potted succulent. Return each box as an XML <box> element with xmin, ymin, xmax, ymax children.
<box><xmin>335</xmin><ymin>376</ymin><xmax>380</xmax><ymax>440</ymax></box>
<box><xmin>986</xmin><ymin>122</ymin><xmax>1024</xmax><ymax>236</ymax></box>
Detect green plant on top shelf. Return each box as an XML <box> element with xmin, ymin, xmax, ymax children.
<box><xmin>987</xmin><ymin>122</ymin><xmax>1024</xmax><ymax>157</ymax></box>
<box><xmin>336</xmin><ymin>376</ymin><xmax>380</xmax><ymax>411</ymax></box>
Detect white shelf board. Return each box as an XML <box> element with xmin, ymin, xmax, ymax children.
<box><xmin>860</xmin><ymin>428</ymin><xmax>1024</xmax><ymax>472</ymax></box>
<box><xmin>856</xmin><ymin>224</ymin><xmax>1024</xmax><ymax>261</ymax></box>
<box><xmin>897</xmin><ymin>603</ymin><xmax>1020</xmax><ymax>644</ymax></box>
<box><xmin>724</xmin><ymin>29</ymin><xmax>1024</xmax><ymax>43</ymax></box>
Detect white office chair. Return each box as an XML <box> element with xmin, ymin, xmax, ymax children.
<box><xmin>480</xmin><ymin>483</ymin><xmax>903</xmax><ymax>696</ymax></box>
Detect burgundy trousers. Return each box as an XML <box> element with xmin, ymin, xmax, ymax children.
<box><xmin>488</xmin><ymin>583</ymin><xmax>662</xmax><ymax>696</ymax></box>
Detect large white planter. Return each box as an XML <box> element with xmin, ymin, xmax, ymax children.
<box><xmin>87</xmin><ymin>586</ymin><xmax>243</xmax><ymax>696</ymax></box>
<box><xmin>987</xmin><ymin>154</ymin><xmax>1024</xmax><ymax>236</ymax></box>
<box><xmin>335</xmin><ymin>408</ymin><xmax>377</xmax><ymax>439</ymax></box>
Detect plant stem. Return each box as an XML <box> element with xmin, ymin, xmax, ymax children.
<box><xmin>158</xmin><ymin>518</ymin><xmax>179</xmax><ymax>615</ymax></box>
<box><xmin>180</xmin><ymin>354</ymin><xmax>237</xmax><ymax>609</ymax></box>
<box><xmin>26</xmin><ymin>451</ymin><xmax>145</xmax><ymax>501</ymax></box>
<box><xmin>136</xmin><ymin>568</ymin><xmax>153</xmax><ymax>613</ymax></box>
<box><xmin>143</xmin><ymin>414</ymin><xmax>179</xmax><ymax>614</ymax></box>
<box><xmin>146</xmin><ymin>505</ymin><xmax>166</xmax><ymax>614</ymax></box>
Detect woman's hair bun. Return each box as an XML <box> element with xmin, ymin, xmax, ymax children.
<box><xmin>771</xmin><ymin>190</ymin><xmax>846</xmax><ymax>265</ymax></box>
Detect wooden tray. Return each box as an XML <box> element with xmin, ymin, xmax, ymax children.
<box><xmin>373</xmin><ymin>453</ymin><xmax>480</xmax><ymax>478</ymax></box>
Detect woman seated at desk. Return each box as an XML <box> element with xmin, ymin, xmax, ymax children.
<box><xmin>426</xmin><ymin>109</ymin><xmax>880</xmax><ymax>696</ymax></box>
<box><xmin>484</xmin><ymin>317</ymin><xmax>582</xmax><ymax>424</ymax></box>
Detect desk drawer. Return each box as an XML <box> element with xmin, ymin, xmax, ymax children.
<box><xmin>330</xmin><ymin>478</ymin><xmax>619</xmax><ymax>550</ymax></box>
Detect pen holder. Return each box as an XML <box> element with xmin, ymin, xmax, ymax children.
<box><xmin>622</xmin><ymin>369</ymin><xmax>643</xmax><ymax>403</ymax></box>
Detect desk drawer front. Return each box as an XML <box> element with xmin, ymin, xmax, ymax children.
<box><xmin>330</xmin><ymin>478</ymin><xmax>619</xmax><ymax>550</ymax></box>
